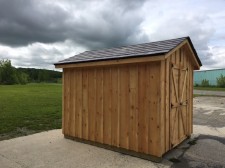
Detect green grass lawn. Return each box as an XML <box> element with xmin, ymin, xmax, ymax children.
<box><xmin>194</xmin><ymin>87</ymin><xmax>225</xmax><ymax>91</ymax></box>
<box><xmin>0</xmin><ymin>83</ymin><xmax>62</xmax><ymax>140</ymax></box>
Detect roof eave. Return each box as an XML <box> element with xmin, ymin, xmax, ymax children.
<box><xmin>54</xmin><ymin>52</ymin><xmax>167</xmax><ymax>67</ymax></box>
<box><xmin>186</xmin><ymin>37</ymin><xmax>202</xmax><ymax>66</ymax></box>
<box><xmin>55</xmin><ymin>53</ymin><xmax>166</xmax><ymax>69</ymax></box>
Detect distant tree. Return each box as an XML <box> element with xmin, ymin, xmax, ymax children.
<box><xmin>194</xmin><ymin>83</ymin><xmax>200</xmax><ymax>87</ymax></box>
<box><xmin>0</xmin><ymin>60</ymin><xmax>62</xmax><ymax>84</ymax></box>
<box><xmin>17</xmin><ymin>71</ymin><xmax>29</xmax><ymax>84</ymax></box>
<box><xmin>38</xmin><ymin>70</ymin><xmax>50</xmax><ymax>82</ymax></box>
<box><xmin>201</xmin><ymin>79</ymin><xmax>210</xmax><ymax>87</ymax></box>
<box><xmin>217</xmin><ymin>74</ymin><xmax>225</xmax><ymax>88</ymax></box>
<box><xmin>0</xmin><ymin>59</ymin><xmax>30</xmax><ymax>85</ymax></box>
<box><xmin>0</xmin><ymin>59</ymin><xmax>18</xmax><ymax>84</ymax></box>
<box><xmin>17</xmin><ymin>68</ymin><xmax>61</xmax><ymax>83</ymax></box>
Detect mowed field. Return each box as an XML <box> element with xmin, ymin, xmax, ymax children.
<box><xmin>0</xmin><ymin>84</ymin><xmax>62</xmax><ymax>140</ymax></box>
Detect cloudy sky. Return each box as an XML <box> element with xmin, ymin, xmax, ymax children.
<box><xmin>0</xmin><ymin>0</ymin><xmax>224</xmax><ymax>70</ymax></box>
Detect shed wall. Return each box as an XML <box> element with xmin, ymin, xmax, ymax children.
<box><xmin>161</xmin><ymin>44</ymin><xmax>194</xmax><ymax>154</ymax></box>
<box><xmin>63</xmin><ymin>62</ymin><xmax>162</xmax><ymax>157</ymax></box>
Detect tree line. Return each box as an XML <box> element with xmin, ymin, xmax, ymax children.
<box><xmin>195</xmin><ymin>74</ymin><xmax>225</xmax><ymax>88</ymax></box>
<box><xmin>0</xmin><ymin>59</ymin><xmax>62</xmax><ymax>85</ymax></box>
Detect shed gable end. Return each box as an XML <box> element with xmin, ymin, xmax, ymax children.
<box><xmin>166</xmin><ymin>39</ymin><xmax>201</xmax><ymax>70</ymax></box>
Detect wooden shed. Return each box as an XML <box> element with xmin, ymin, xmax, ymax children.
<box><xmin>54</xmin><ymin>37</ymin><xmax>202</xmax><ymax>161</ymax></box>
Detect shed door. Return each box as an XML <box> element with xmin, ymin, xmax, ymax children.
<box><xmin>170</xmin><ymin>63</ymin><xmax>188</xmax><ymax>147</ymax></box>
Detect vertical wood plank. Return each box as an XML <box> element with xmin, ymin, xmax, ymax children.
<box><xmin>183</xmin><ymin>45</ymin><xmax>191</xmax><ymax>136</ymax></box>
<box><xmin>178</xmin><ymin>49</ymin><xmax>181</xmax><ymax>141</ymax></box>
<box><xmin>176</xmin><ymin>49</ymin><xmax>180</xmax><ymax>65</ymax></box>
<box><xmin>70</xmin><ymin>69</ymin><xmax>76</xmax><ymax>137</ymax></box>
<box><xmin>185</xmin><ymin>49</ymin><xmax>189</xmax><ymax>135</ymax></box>
<box><xmin>180</xmin><ymin>47</ymin><xmax>184</xmax><ymax>65</ymax></box>
<box><xmin>119</xmin><ymin>66</ymin><xmax>129</xmax><ymax>149</ymax></box>
<box><xmin>148</xmin><ymin>63</ymin><xmax>161</xmax><ymax>156</ymax></box>
<box><xmin>96</xmin><ymin>68</ymin><xmax>103</xmax><ymax>143</ymax></box>
<box><xmin>169</xmin><ymin>52</ymin><xmax>177</xmax><ymax>148</ymax></box>
<box><xmin>171</xmin><ymin>52</ymin><xmax>176</xmax><ymax>64</ymax></box>
<box><xmin>190</xmin><ymin>66</ymin><xmax>194</xmax><ymax>133</ymax></box>
<box><xmin>182</xmin><ymin>48</ymin><xmax>188</xmax><ymax>138</ymax></box>
<box><xmin>62</xmin><ymin>69</ymin><xmax>65</xmax><ymax>134</ymax></box>
<box><xmin>64</xmin><ymin>69</ymin><xmax>70</xmax><ymax>135</ymax></box>
<box><xmin>179</xmin><ymin>51</ymin><xmax>187</xmax><ymax>140</ymax></box>
<box><xmin>129</xmin><ymin>65</ymin><xmax>138</xmax><ymax>151</ymax></box>
<box><xmin>103</xmin><ymin>68</ymin><xmax>112</xmax><ymax>145</ymax></box>
<box><xmin>165</xmin><ymin>56</ymin><xmax>171</xmax><ymax>151</ymax></box>
<box><xmin>172</xmin><ymin>67</ymin><xmax>179</xmax><ymax>146</ymax></box>
<box><xmin>138</xmin><ymin>64</ymin><xmax>148</xmax><ymax>154</ymax></box>
<box><xmin>187</xmin><ymin>50</ymin><xmax>191</xmax><ymax>135</ymax></box>
<box><xmin>160</xmin><ymin>60</ymin><xmax>166</xmax><ymax>155</ymax></box>
<box><xmin>82</xmin><ymin>69</ymin><xmax>89</xmax><ymax>139</ymax></box>
<box><xmin>73</xmin><ymin>70</ymin><xmax>77</xmax><ymax>137</ymax></box>
<box><xmin>76</xmin><ymin>69</ymin><xmax>83</xmax><ymax>138</ymax></box>
<box><xmin>88</xmin><ymin>69</ymin><xmax>96</xmax><ymax>141</ymax></box>
<box><xmin>111</xmin><ymin>67</ymin><xmax>119</xmax><ymax>147</ymax></box>
<box><xmin>187</xmin><ymin>47</ymin><xmax>193</xmax><ymax>135</ymax></box>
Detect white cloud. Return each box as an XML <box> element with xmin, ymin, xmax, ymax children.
<box><xmin>203</xmin><ymin>45</ymin><xmax>225</xmax><ymax>69</ymax></box>
<box><xmin>141</xmin><ymin>0</ymin><xmax>225</xmax><ymax>70</ymax></box>
<box><xmin>0</xmin><ymin>40</ymin><xmax>87</xmax><ymax>70</ymax></box>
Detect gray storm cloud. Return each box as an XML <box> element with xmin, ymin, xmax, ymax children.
<box><xmin>0</xmin><ymin>0</ymin><xmax>148</xmax><ymax>49</ymax></box>
<box><xmin>0</xmin><ymin>0</ymin><xmax>224</xmax><ymax>70</ymax></box>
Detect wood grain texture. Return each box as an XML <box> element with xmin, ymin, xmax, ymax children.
<box><xmin>70</xmin><ymin>69</ymin><xmax>76</xmax><ymax>137</ymax></box>
<box><xmin>167</xmin><ymin>46</ymin><xmax>194</xmax><ymax>149</ymax></box>
<box><xmin>76</xmin><ymin>70</ymin><xmax>82</xmax><ymax>138</ymax></box>
<box><xmin>185</xmin><ymin>49</ymin><xmax>190</xmax><ymax>136</ymax></box>
<box><xmin>148</xmin><ymin>63</ymin><xmax>161</xmax><ymax>156</ymax></box>
<box><xmin>96</xmin><ymin>68</ymin><xmax>103</xmax><ymax>143</ymax></box>
<box><xmin>119</xmin><ymin>66</ymin><xmax>130</xmax><ymax>149</ymax></box>
<box><xmin>138</xmin><ymin>65</ymin><xmax>148</xmax><ymax>153</ymax></box>
<box><xmin>190</xmin><ymin>66</ymin><xmax>194</xmax><ymax>133</ymax></box>
<box><xmin>88</xmin><ymin>69</ymin><xmax>96</xmax><ymax>141</ymax></box>
<box><xmin>111</xmin><ymin>67</ymin><xmax>120</xmax><ymax>147</ymax></box>
<box><xmin>129</xmin><ymin>65</ymin><xmax>138</xmax><ymax>151</ymax></box>
<box><xmin>103</xmin><ymin>68</ymin><xmax>112</xmax><ymax>145</ymax></box>
<box><xmin>160</xmin><ymin>60</ymin><xmax>166</xmax><ymax>154</ymax></box>
<box><xmin>62</xmin><ymin>63</ymin><xmax>162</xmax><ymax>155</ymax></box>
<box><xmin>62</xmin><ymin>70</ymin><xmax>65</xmax><ymax>134</ymax></box>
<box><xmin>165</xmin><ymin>56</ymin><xmax>170</xmax><ymax>151</ymax></box>
<box><xmin>82</xmin><ymin>70</ymin><xmax>88</xmax><ymax>139</ymax></box>
<box><xmin>64</xmin><ymin>69</ymin><xmax>70</xmax><ymax>136</ymax></box>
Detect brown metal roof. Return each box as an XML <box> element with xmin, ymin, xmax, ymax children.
<box><xmin>54</xmin><ymin>37</ymin><xmax>202</xmax><ymax>66</ymax></box>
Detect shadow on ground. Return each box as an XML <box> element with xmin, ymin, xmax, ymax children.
<box><xmin>167</xmin><ymin>134</ymin><xmax>225</xmax><ymax>168</ymax></box>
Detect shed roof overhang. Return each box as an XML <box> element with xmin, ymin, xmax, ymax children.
<box><xmin>55</xmin><ymin>54</ymin><xmax>165</xmax><ymax>69</ymax></box>
<box><xmin>165</xmin><ymin>38</ymin><xmax>201</xmax><ymax>70</ymax></box>
<box><xmin>54</xmin><ymin>37</ymin><xmax>202</xmax><ymax>69</ymax></box>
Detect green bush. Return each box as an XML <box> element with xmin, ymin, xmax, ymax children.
<box><xmin>0</xmin><ymin>59</ymin><xmax>61</xmax><ymax>85</ymax></box>
<box><xmin>217</xmin><ymin>74</ymin><xmax>225</xmax><ymax>88</ymax></box>
<box><xmin>0</xmin><ymin>59</ymin><xmax>29</xmax><ymax>85</ymax></box>
<box><xmin>0</xmin><ymin>59</ymin><xmax>18</xmax><ymax>84</ymax></box>
<box><xmin>17</xmin><ymin>71</ymin><xmax>29</xmax><ymax>84</ymax></box>
<box><xmin>194</xmin><ymin>83</ymin><xmax>200</xmax><ymax>87</ymax></box>
<box><xmin>201</xmin><ymin>79</ymin><xmax>210</xmax><ymax>87</ymax></box>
